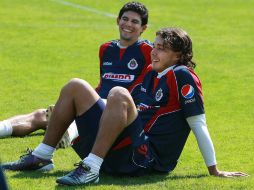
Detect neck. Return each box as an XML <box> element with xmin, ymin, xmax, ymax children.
<box><xmin>119</xmin><ymin>39</ymin><xmax>138</xmax><ymax>47</ymax></box>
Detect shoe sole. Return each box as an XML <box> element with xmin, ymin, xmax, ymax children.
<box><xmin>56</xmin><ymin>177</ymin><xmax>99</xmax><ymax>186</ymax></box>
<box><xmin>37</xmin><ymin>163</ymin><xmax>54</xmax><ymax>171</ymax></box>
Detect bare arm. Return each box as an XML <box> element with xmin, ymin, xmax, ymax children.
<box><xmin>186</xmin><ymin>114</ymin><xmax>249</xmax><ymax>177</ymax></box>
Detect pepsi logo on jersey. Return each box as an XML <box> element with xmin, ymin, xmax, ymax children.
<box><xmin>181</xmin><ymin>84</ymin><xmax>194</xmax><ymax>99</ymax></box>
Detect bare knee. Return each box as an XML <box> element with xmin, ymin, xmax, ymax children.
<box><xmin>61</xmin><ymin>78</ymin><xmax>91</xmax><ymax>96</ymax></box>
<box><xmin>31</xmin><ymin>109</ymin><xmax>47</xmax><ymax>129</ymax></box>
<box><xmin>107</xmin><ymin>87</ymin><xmax>132</xmax><ymax>105</ymax></box>
<box><xmin>107</xmin><ymin>87</ymin><xmax>137</xmax><ymax>126</ymax></box>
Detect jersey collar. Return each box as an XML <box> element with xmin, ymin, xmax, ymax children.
<box><xmin>157</xmin><ymin>64</ymin><xmax>176</xmax><ymax>78</ymax></box>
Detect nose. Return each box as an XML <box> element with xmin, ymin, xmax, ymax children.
<box><xmin>125</xmin><ymin>20</ymin><xmax>132</xmax><ymax>27</ymax></box>
<box><xmin>151</xmin><ymin>48</ymin><xmax>157</xmax><ymax>56</ymax></box>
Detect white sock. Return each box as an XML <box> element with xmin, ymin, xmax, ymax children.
<box><xmin>32</xmin><ymin>143</ymin><xmax>55</xmax><ymax>160</ymax></box>
<box><xmin>67</xmin><ymin>121</ymin><xmax>79</xmax><ymax>142</ymax></box>
<box><xmin>82</xmin><ymin>153</ymin><xmax>103</xmax><ymax>174</ymax></box>
<box><xmin>0</xmin><ymin>120</ymin><xmax>13</xmax><ymax>137</ymax></box>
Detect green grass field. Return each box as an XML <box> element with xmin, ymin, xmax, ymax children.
<box><xmin>0</xmin><ymin>0</ymin><xmax>253</xmax><ymax>189</ymax></box>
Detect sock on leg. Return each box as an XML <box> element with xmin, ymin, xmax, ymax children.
<box><xmin>82</xmin><ymin>153</ymin><xmax>103</xmax><ymax>174</ymax></box>
<box><xmin>0</xmin><ymin>120</ymin><xmax>13</xmax><ymax>137</ymax></box>
<box><xmin>32</xmin><ymin>143</ymin><xmax>55</xmax><ymax>160</ymax></box>
<box><xmin>67</xmin><ymin>121</ymin><xmax>79</xmax><ymax>142</ymax></box>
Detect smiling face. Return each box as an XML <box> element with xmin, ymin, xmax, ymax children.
<box><xmin>117</xmin><ymin>11</ymin><xmax>147</xmax><ymax>46</ymax></box>
<box><xmin>151</xmin><ymin>35</ymin><xmax>181</xmax><ymax>73</ymax></box>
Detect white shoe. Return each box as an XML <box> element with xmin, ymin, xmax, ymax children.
<box><xmin>45</xmin><ymin>105</ymin><xmax>55</xmax><ymax>122</ymax></box>
<box><xmin>56</xmin><ymin>130</ymin><xmax>72</xmax><ymax>149</ymax></box>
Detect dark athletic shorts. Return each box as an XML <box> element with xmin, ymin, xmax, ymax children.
<box><xmin>72</xmin><ymin>98</ymin><xmax>154</xmax><ymax>176</ymax></box>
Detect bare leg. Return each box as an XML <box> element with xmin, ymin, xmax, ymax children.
<box><xmin>91</xmin><ymin>86</ymin><xmax>138</xmax><ymax>158</ymax></box>
<box><xmin>42</xmin><ymin>78</ymin><xmax>100</xmax><ymax>147</ymax></box>
<box><xmin>55</xmin><ymin>87</ymin><xmax>138</xmax><ymax>185</ymax></box>
<box><xmin>7</xmin><ymin>109</ymin><xmax>47</xmax><ymax>136</ymax></box>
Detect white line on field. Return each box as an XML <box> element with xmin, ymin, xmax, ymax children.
<box><xmin>51</xmin><ymin>0</ymin><xmax>116</xmax><ymax>18</ymax></box>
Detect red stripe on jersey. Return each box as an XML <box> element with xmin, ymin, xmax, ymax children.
<box><xmin>128</xmin><ymin>64</ymin><xmax>152</xmax><ymax>93</ymax></box>
<box><xmin>95</xmin><ymin>42</ymin><xmax>112</xmax><ymax>93</ymax></box>
<box><xmin>112</xmin><ymin>136</ymin><xmax>132</xmax><ymax>150</ymax></box>
<box><xmin>140</xmin><ymin>42</ymin><xmax>153</xmax><ymax>67</ymax></box>
<box><xmin>144</xmin><ymin>70</ymin><xmax>181</xmax><ymax>132</ymax></box>
<box><xmin>189</xmin><ymin>69</ymin><xmax>204</xmax><ymax>103</ymax></box>
<box><xmin>128</xmin><ymin>42</ymin><xmax>153</xmax><ymax>93</ymax></box>
<box><xmin>119</xmin><ymin>48</ymin><xmax>126</xmax><ymax>60</ymax></box>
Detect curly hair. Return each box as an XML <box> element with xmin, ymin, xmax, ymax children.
<box><xmin>118</xmin><ymin>2</ymin><xmax>148</xmax><ymax>26</ymax></box>
<box><xmin>156</xmin><ymin>28</ymin><xmax>196</xmax><ymax>69</ymax></box>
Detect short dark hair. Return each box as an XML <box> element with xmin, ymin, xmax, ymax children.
<box><xmin>118</xmin><ymin>2</ymin><xmax>148</xmax><ymax>26</ymax></box>
<box><xmin>156</xmin><ymin>27</ymin><xmax>196</xmax><ymax>69</ymax></box>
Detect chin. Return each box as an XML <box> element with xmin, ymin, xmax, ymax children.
<box><xmin>151</xmin><ymin>64</ymin><xmax>160</xmax><ymax>72</ymax></box>
<box><xmin>120</xmin><ymin>34</ymin><xmax>131</xmax><ymax>41</ymax></box>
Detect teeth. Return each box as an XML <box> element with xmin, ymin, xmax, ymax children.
<box><xmin>123</xmin><ymin>28</ymin><xmax>132</xmax><ymax>32</ymax></box>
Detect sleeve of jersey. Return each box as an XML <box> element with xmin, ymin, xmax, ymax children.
<box><xmin>95</xmin><ymin>42</ymin><xmax>111</xmax><ymax>92</ymax></box>
<box><xmin>175</xmin><ymin>68</ymin><xmax>204</xmax><ymax>118</ymax></box>
<box><xmin>186</xmin><ymin>114</ymin><xmax>217</xmax><ymax>166</ymax></box>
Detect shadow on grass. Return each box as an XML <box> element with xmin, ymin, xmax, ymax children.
<box><xmin>3</xmin><ymin>131</ymin><xmax>45</xmax><ymax>139</ymax></box>
<box><xmin>10</xmin><ymin>170</ymin><xmax>207</xmax><ymax>189</ymax></box>
<box><xmin>17</xmin><ymin>131</ymin><xmax>45</xmax><ymax>138</ymax></box>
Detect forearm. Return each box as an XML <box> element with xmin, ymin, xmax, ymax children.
<box><xmin>186</xmin><ymin>114</ymin><xmax>217</xmax><ymax>167</ymax></box>
<box><xmin>207</xmin><ymin>165</ymin><xmax>219</xmax><ymax>176</ymax></box>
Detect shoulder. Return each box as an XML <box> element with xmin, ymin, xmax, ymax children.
<box><xmin>173</xmin><ymin>65</ymin><xmax>202</xmax><ymax>88</ymax></box>
<box><xmin>137</xmin><ymin>39</ymin><xmax>153</xmax><ymax>48</ymax></box>
<box><xmin>173</xmin><ymin>65</ymin><xmax>198</xmax><ymax>78</ymax></box>
<box><xmin>100</xmin><ymin>40</ymin><xmax>117</xmax><ymax>49</ymax></box>
<box><xmin>136</xmin><ymin>40</ymin><xmax>153</xmax><ymax>57</ymax></box>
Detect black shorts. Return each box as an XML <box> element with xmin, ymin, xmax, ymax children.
<box><xmin>72</xmin><ymin>99</ymin><xmax>154</xmax><ymax>176</ymax></box>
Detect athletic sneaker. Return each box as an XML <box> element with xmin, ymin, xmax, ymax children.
<box><xmin>56</xmin><ymin>162</ymin><xmax>99</xmax><ymax>186</ymax></box>
<box><xmin>1</xmin><ymin>148</ymin><xmax>54</xmax><ymax>171</ymax></box>
<box><xmin>46</xmin><ymin>105</ymin><xmax>71</xmax><ymax>149</ymax></box>
<box><xmin>45</xmin><ymin>105</ymin><xmax>54</xmax><ymax>122</ymax></box>
<box><xmin>56</xmin><ymin>130</ymin><xmax>71</xmax><ymax>149</ymax></box>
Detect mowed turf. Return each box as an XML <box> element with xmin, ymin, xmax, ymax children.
<box><xmin>0</xmin><ymin>0</ymin><xmax>253</xmax><ymax>189</ymax></box>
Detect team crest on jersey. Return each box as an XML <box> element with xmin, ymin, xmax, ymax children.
<box><xmin>181</xmin><ymin>84</ymin><xmax>195</xmax><ymax>99</ymax></box>
<box><xmin>155</xmin><ymin>88</ymin><xmax>163</xmax><ymax>101</ymax></box>
<box><xmin>127</xmin><ymin>59</ymin><xmax>138</xmax><ymax>70</ymax></box>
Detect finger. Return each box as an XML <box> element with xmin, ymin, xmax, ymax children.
<box><xmin>227</xmin><ymin>172</ymin><xmax>249</xmax><ymax>177</ymax></box>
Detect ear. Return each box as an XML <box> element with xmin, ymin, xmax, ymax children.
<box><xmin>139</xmin><ymin>24</ymin><xmax>147</xmax><ymax>35</ymax></box>
<box><xmin>117</xmin><ymin>17</ymin><xmax>120</xmax><ymax>25</ymax></box>
<box><xmin>141</xmin><ymin>24</ymin><xmax>147</xmax><ymax>33</ymax></box>
<box><xmin>175</xmin><ymin>52</ymin><xmax>182</xmax><ymax>62</ymax></box>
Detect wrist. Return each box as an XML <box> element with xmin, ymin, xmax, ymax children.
<box><xmin>208</xmin><ymin>165</ymin><xmax>219</xmax><ymax>176</ymax></box>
